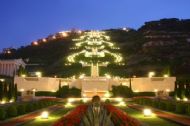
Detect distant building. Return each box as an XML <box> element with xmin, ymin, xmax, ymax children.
<box><xmin>0</xmin><ymin>59</ymin><xmax>26</xmax><ymax>77</ymax></box>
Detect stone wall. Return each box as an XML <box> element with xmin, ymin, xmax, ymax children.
<box><xmin>14</xmin><ymin>76</ymin><xmax>176</xmax><ymax>93</ymax></box>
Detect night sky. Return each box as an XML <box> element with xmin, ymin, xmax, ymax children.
<box><xmin>0</xmin><ymin>0</ymin><xmax>190</xmax><ymax>50</ymax></box>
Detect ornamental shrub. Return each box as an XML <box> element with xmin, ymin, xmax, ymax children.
<box><xmin>17</xmin><ymin>104</ymin><xmax>26</xmax><ymax>115</ymax></box>
<box><xmin>152</xmin><ymin>100</ymin><xmax>159</xmax><ymax>108</ymax></box>
<box><xmin>26</xmin><ymin>103</ymin><xmax>34</xmax><ymax>112</ymax></box>
<box><xmin>7</xmin><ymin>106</ymin><xmax>17</xmax><ymax>117</ymax></box>
<box><xmin>175</xmin><ymin>103</ymin><xmax>187</xmax><ymax>114</ymax></box>
<box><xmin>158</xmin><ymin>101</ymin><xmax>167</xmax><ymax>110</ymax></box>
<box><xmin>187</xmin><ymin>105</ymin><xmax>190</xmax><ymax>116</ymax></box>
<box><xmin>166</xmin><ymin>102</ymin><xmax>175</xmax><ymax>112</ymax></box>
<box><xmin>0</xmin><ymin>108</ymin><xmax>6</xmax><ymax>120</ymax></box>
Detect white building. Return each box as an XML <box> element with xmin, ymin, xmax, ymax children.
<box><xmin>14</xmin><ymin>76</ymin><xmax>176</xmax><ymax>98</ymax></box>
<box><xmin>0</xmin><ymin>59</ymin><xmax>26</xmax><ymax>77</ymax></box>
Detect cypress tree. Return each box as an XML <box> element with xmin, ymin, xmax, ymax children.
<box><xmin>14</xmin><ymin>84</ymin><xmax>18</xmax><ymax>101</ymax></box>
<box><xmin>3</xmin><ymin>83</ymin><xmax>8</xmax><ymax>100</ymax></box>
<box><xmin>8</xmin><ymin>83</ymin><xmax>13</xmax><ymax>100</ymax></box>
<box><xmin>56</xmin><ymin>81</ymin><xmax>62</xmax><ymax>97</ymax></box>
<box><xmin>0</xmin><ymin>82</ymin><xmax>3</xmax><ymax>100</ymax></box>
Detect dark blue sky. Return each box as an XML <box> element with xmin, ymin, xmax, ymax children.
<box><xmin>0</xmin><ymin>0</ymin><xmax>190</xmax><ymax>50</ymax></box>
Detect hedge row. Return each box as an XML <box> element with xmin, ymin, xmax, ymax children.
<box><xmin>134</xmin><ymin>98</ymin><xmax>190</xmax><ymax>115</ymax></box>
<box><xmin>0</xmin><ymin>100</ymin><xmax>56</xmax><ymax>120</ymax></box>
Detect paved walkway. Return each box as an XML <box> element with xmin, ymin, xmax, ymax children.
<box><xmin>128</xmin><ymin>104</ymin><xmax>190</xmax><ymax>126</ymax></box>
<box><xmin>0</xmin><ymin>105</ymin><xmax>63</xmax><ymax>126</ymax></box>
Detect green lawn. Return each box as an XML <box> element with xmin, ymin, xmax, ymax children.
<box><xmin>121</xmin><ymin>106</ymin><xmax>181</xmax><ymax>126</ymax></box>
<box><xmin>22</xmin><ymin>107</ymin><xmax>72</xmax><ymax>126</ymax></box>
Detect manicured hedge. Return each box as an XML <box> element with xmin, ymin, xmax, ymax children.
<box><xmin>133</xmin><ymin>92</ymin><xmax>155</xmax><ymax>97</ymax></box>
<box><xmin>0</xmin><ymin>108</ymin><xmax>6</xmax><ymax>120</ymax></box>
<box><xmin>134</xmin><ymin>98</ymin><xmax>190</xmax><ymax>115</ymax></box>
<box><xmin>0</xmin><ymin>100</ymin><xmax>57</xmax><ymax>120</ymax></box>
<box><xmin>35</xmin><ymin>91</ymin><xmax>56</xmax><ymax>97</ymax></box>
<box><xmin>7</xmin><ymin>106</ymin><xmax>17</xmax><ymax>117</ymax></box>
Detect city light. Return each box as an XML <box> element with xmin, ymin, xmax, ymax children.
<box><xmin>32</xmin><ymin>41</ymin><xmax>38</xmax><ymax>46</ymax></box>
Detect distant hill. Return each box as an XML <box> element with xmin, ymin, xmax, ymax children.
<box><xmin>0</xmin><ymin>18</ymin><xmax>190</xmax><ymax>78</ymax></box>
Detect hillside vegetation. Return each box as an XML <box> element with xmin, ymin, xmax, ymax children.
<box><xmin>0</xmin><ymin>18</ymin><xmax>190</xmax><ymax>78</ymax></box>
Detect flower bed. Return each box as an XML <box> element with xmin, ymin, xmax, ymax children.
<box><xmin>53</xmin><ymin>104</ymin><xmax>141</xmax><ymax>126</ymax></box>
<box><xmin>104</xmin><ymin>104</ymin><xmax>141</xmax><ymax>126</ymax></box>
<box><xmin>53</xmin><ymin>104</ymin><xmax>88</xmax><ymax>126</ymax></box>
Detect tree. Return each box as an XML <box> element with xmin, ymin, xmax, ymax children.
<box><xmin>3</xmin><ymin>83</ymin><xmax>8</xmax><ymax>100</ymax></box>
<box><xmin>0</xmin><ymin>82</ymin><xmax>3</xmax><ymax>100</ymax></box>
<box><xmin>67</xmin><ymin>31</ymin><xmax>123</xmax><ymax>76</ymax></box>
<box><xmin>14</xmin><ymin>84</ymin><xmax>18</xmax><ymax>100</ymax></box>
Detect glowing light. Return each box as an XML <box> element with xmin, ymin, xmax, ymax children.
<box><xmin>32</xmin><ymin>41</ymin><xmax>38</xmax><ymax>46</ymax></box>
<box><xmin>118</xmin><ymin>101</ymin><xmax>126</xmax><ymax>106</ymax></box>
<box><xmin>148</xmin><ymin>72</ymin><xmax>155</xmax><ymax>78</ymax></box>
<box><xmin>143</xmin><ymin>109</ymin><xmax>152</xmax><ymax>117</ymax></box>
<box><xmin>82</xmin><ymin>98</ymin><xmax>88</xmax><ymax>103</ymax></box>
<box><xmin>9</xmin><ymin>99</ymin><xmax>14</xmax><ymax>103</ymax></box>
<box><xmin>79</xmin><ymin>74</ymin><xmax>85</xmax><ymax>79</ymax></box>
<box><xmin>104</xmin><ymin>91</ymin><xmax>111</xmax><ymax>98</ymax></box>
<box><xmin>21</xmin><ymin>74</ymin><xmax>26</xmax><ymax>77</ymax></box>
<box><xmin>163</xmin><ymin>74</ymin><xmax>169</xmax><ymax>78</ymax></box>
<box><xmin>105</xmin><ymin>74</ymin><xmax>111</xmax><ymax>79</ymax></box>
<box><xmin>20</xmin><ymin>88</ymin><xmax>25</xmax><ymax>92</ymax></box>
<box><xmin>65</xmin><ymin>102</ymin><xmax>73</xmax><ymax>108</ymax></box>
<box><xmin>166</xmin><ymin>89</ymin><xmax>170</xmax><ymax>92</ymax></box>
<box><xmin>115</xmin><ymin>97</ymin><xmax>123</xmax><ymax>102</ymax></box>
<box><xmin>176</xmin><ymin>97</ymin><xmax>180</xmax><ymax>101</ymax></box>
<box><xmin>51</xmin><ymin>90</ymin><xmax>56</xmax><ymax>92</ymax></box>
<box><xmin>0</xmin><ymin>79</ymin><xmax>5</xmax><ymax>82</ymax></box>
<box><xmin>1</xmin><ymin>100</ymin><xmax>6</xmax><ymax>104</ymax></box>
<box><xmin>32</xmin><ymin>89</ymin><xmax>36</xmax><ymax>92</ymax></box>
<box><xmin>42</xmin><ymin>38</ymin><xmax>47</xmax><ymax>42</ymax></box>
<box><xmin>35</xmin><ymin>72</ymin><xmax>42</xmax><ymax>77</ymax></box>
<box><xmin>7</xmin><ymin>50</ymin><xmax>11</xmax><ymax>54</ymax></box>
<box><xmin>134</xmin><ymin>90</ymin><xmax>139</xmax><ymax>93</ymax></box>
<box><xmin>68</xmin><ymin>98</ymin><xmax>75</xmax><ymax>103</ymax></box>
<box><xmin>154</xmin><ymin>89</ymin><xmax>158</xmax><ymax>92</ymax></box>
<box><xmin>41</xmin><ymin>111</ymin><xmax>49</xmax><ymax>119</ymax></box>
<box><xmin>183</xmin><ymin>98</ymin><xmax>188</xmax><ymax>102</ymax></box>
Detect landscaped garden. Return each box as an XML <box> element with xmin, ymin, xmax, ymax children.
<box><xmin>0</xmin><ymin>94</ymin><xmax>189</xmax><ymax>126</ymax></box>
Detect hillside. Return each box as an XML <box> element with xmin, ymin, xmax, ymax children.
<box><xmin>0</xmin><ymin>18</ymin><xmax>190</xmax><ymax>78</ymax></box>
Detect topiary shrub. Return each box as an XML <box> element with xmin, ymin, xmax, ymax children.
<box><xmin>0</xmin><ymin>108</ymin><xmax>6</xmax><ymax>120</ymax></box>
<box><xmin>17</xmin><ymin>104</ymin><xmax>26</xmax><ymax>115</ymax></box>
<box><xmin>7</xmin><ymin>106</ymin><xmax>17</xmax><ymax>117</ymax></box>
<box><xmin>25</xmin><ymin>103</ymin><xmax>34</xmax><ymax>112</ymax></box>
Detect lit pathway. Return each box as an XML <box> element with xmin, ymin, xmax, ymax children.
<box><xmin>128</xmin><ymin>104</ymin><xmax>190</xmax><ymax>126</ymax></box>
<box><xmin>0</xmin><ymin>105</ymin><xmax>63</xmax><ymax>126</ymax></box>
